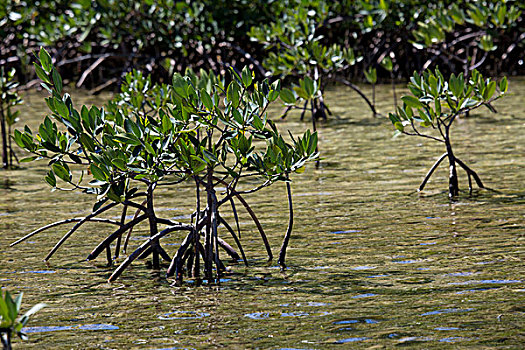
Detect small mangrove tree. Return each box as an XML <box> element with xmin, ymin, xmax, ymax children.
<box><xmin>389</xmin><ymin>68</ymin><xmax>507</xmax><ymax>198</ymax></box>
<box><xmin>11</xmin><ymin>48</ymin><xmax>318</xmax><ymax>284</ymax></box>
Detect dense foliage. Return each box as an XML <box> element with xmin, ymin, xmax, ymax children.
<box><xmin>11</xmin><ymin>48</ymin><xmax>318</xmax><ymax>283</ymax></box>
<box><xmin>1</xmin><ymin>0</ymin><xmax>523</xmax><ymax>90</ymax></box>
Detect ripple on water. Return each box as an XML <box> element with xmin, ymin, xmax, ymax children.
<box><xmin>334</xmin><ymin>337</ymin><xmax>370</xmax><ymax>343</ymax></box>
<box><xmin>455</xmin><ymin>287</ymin><xmax>498</xmax><ymax>294</ymax></box>
<box><xmin>435</xmin><ymin>327</ymin><xmax>461</xmax><ymax>331</ymax></box>
<box><xmin>352</xmin><ymin>266</ymin><xmax>376</xmax><ymax>270</ymax></box>
<box><xmin>244</xmin><ymin>312</ymin><xmax>270</xmax><ymax>320</ymax></box>
<box><xmin>366</xmin><ymin>274</ymin><xmax>389</xmax><ymax>278</ymax></box>
<box><xmin>392</xmin><ymin>260</ymin><xmax>418</xmax><ymax>264</ymax></box>
<box><xmin>448</xmin><ymin>279</ymin><xmax>522</xmax><ymax>285</ymax></box>
<box><xmin>440</xmin><ymin>337</ymin><xmax>471</xmax><ymax>343</ymax></box>
<box><xmin>351</xmin><ymin>293</ymin><xmax>377</xmax><ymax>299</ymax></box>
<box><xmin>330</xmin><ymin>230</ymin><xmax>362</xmax><ymax>234</ymax></box>
<box><xmin>333</xmin><ymin>319</ymin><xmax>379</xmax><ymax>325</ymax></box>
<box><xmin>23</xmin><ymin>324</ymin><xmax>119</xmax><ymax>333</ymax></box>
<box><xmin>421</xmin><ymin>308</ymin><xmax>474</xmax><ymax>316</ymax></box>
<box><xmin>158</xmin><ymin>311</ymin><xmax>210</xmax><ymax>320</ymax></box>
<box><xmin>18</xmin><ymin>270</ymin><xmax>56</xmax><ymax>274</ymax></box>
<box><xmin>281</xmin><ymin>310</ymin><xmax>332</xmax><ymax>318</ymax></box>
<box><xmin>446</xmin><ymin>272</ymin><xmax>476</xmax><ymax>276</ymax></box>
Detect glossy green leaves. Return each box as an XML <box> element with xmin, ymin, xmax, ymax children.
<box><xmin>24</xmin><ymin>48</ymin><xmax>317</xmax><ymax>205</ymax></box>
<box><xmin>390</xmin><ymin>68</ymin><xmax>508</xmax><ymax>133</ymax></box>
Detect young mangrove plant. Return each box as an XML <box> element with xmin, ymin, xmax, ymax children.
<box><xmin>0</xmin><ymin>290</ymin><xmax>46</xmax><ymax>350</ymax></box>
<box><xmin>249</xmin><ymin>2</ymin><xmax>376</xmax><ymax>127</ymax></box>
<box><xmin>389</xmin><ymin>68</ymin><xmax>507</xmax><ymax>198</ymax></box>
<box><xmin>11</xmin><ymin>48</ymin><xmax>318</xmax><ymax>284</ymax></box>
<box><xmin>0</xmin><ymin>67</ymin><xmax>23</xmax><ymax>169</ymax></box>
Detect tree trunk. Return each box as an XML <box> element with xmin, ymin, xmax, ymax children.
<box><xmin>146</xmin><ymin>185</ymin><xmax>160</xmax><ymax>270</ymax></box>
<box><xmin>445</xmin><ymin>138</ymin><xmax>459</xmax><ymax>198</ymax></box>
<box><xmin>1</xmin><ymin>330</ymin><xmax>12</xmax><ymax>350</ymax></box>
<box><xmin>1</xmin><ymin>105</ymin><xmax>8</xmax><ymax>169</ymax></box>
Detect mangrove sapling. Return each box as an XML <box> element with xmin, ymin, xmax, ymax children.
<box><xmin>0</xmin><ymin>291</ymin><xmax>46</xmax><ymax>350</ymax></box>
<box><xmin>11</xmin><ymin>48</ymin><xmax>318</xmax><ymax>284</ymax></box>
<box><xmin>388</xmin><ymin>68</ymin><xmax>507</xmax><ymax>198</ymax></box>
<box><xmin>249</xmin><ymin>3</ymin><xmax>377</xmax><ymax>125</ymax></box>
<box><xmin>0</xmin><ymin>67</ymin><xmax>23</xmax><ymax>169</ymax></box>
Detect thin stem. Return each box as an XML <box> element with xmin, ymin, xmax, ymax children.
<box><xmin>10</xmin><ymin>217</ymin><xmax>122</xmax><ymax>247</ymax></box>
<box><xmin>419</xmin><ymin>152</ymin><xmax>448</xmax><ymax>192</ymax></box>
<box><xmin>109</xmin><ymin>223</ymin><xmax>193</xmax><ymax>282</ymax></box>
<box><xmin>278</xmin><ymin>181</ymin><xmax>294</xmax><ymax>270</ymax></box>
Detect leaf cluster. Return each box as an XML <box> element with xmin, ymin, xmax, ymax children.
<box><xmin>0</xmin><ymin>291</ymin><xmax>46</xmax><ymax>342</ymax></box>
<box><xmin>389</xmin><ymin>68</ymin><xmax>507</xmax><ymax>136</ymax></box>
<box><xmin>16</xmin><ymin>48</ymin><xmax>318</xmax><ymax>207</ymax></box>
<box><xmin>412</xmin><ymin>2</ymin><xmax>522</xmax><ymax>51</ymax></box>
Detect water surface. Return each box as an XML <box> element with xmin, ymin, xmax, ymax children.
<box><xmin>1</xmin><ymin>81</ymin><xmax>524</xmax><ymax>348</ymax></box>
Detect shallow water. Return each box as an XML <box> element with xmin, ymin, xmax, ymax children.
<box><xmin>1</xmin><ymin>81</ymin><xmax>524</xmax><ymax>349</ymax></box>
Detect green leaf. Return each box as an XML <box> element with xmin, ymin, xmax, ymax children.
<box><xmin>483</xmin><ymin>81</ymin><xmax>496</xmax><ymax>100</ymax></box>
<box><xmin>380</xmin><ymin>56</ymin><xmax>393</xmax><ymax>71</ymax></box>
<box><xmin>52</xmin><ymin>163</ymin><xmax>71</xmax><ymax>182</ymax></box>
<box><xmin>401</xmin><ymin>95</ymin><xmax>424</xmax><ymax>109</ymax></box>
<box><xmin>364</xmin><ymin>67</ymin><xmax>377</xmax><ymax>84</ymax></box>
<box><xmin>303</xmin><ymin>76</ymin><xmax>315</xmax><ymax>97</ymax></box>
<box><xmin>5</xmin><ymin>291</ymin><xmax>17</xmax><ymax>322</ymax></box>
<box><xmin>20</xmin><ymin>156</ymin><xmax>38</xmax><ymax>163</ymax></box>
<box><xmin>143</xmin><ymin>141</ymin><xmax>156</xmax><ymax>155</ymax></box>
<box><xmin>241</xmin><ymin>66</ymin><xmax>253</xmax><ymax>87</ymax></box>
<box><xmin>45</xmin><ymin>171</ymin><xmax>56</xmax><ymax>187</ymax></box>
<box><xmin>52</xmin><ymin>68</ymin><xmax>63</xmax><ymax>94</ymax></box>
<box><xmin>0</xmin><ymin>293</ymin><xmax>11</xmax><ymax>323</ymax></box>
<box><xmin>499</xmin><ymin>76</ymin><xmax>508</xmax><ymax>93</ymax></box>
<box><xmin>39</xmin><ymin>47</ymin><xmax>53</xmax><ymax>73</ymax></box>
<box><xmin>54</xmin><ymin>98</ymin><xmax>69</xmax><ymax>118</ymax></box>
<box><xmin>201</xmin><ymin>89</ymin><xmax>213</xmax><ymax>110</ymax></box>
<box><xmin>111</xmin><ymin>158</ymin><xmax>127</xmax><ymax>171</ymax></box>
<box><xmin>90</xmin><ymin>164</ymin><xmax>108</xmax><ymax>181</ymax></box>
<box><xmin>280</xmin><ymin>88</ymin><xmax>296</xmax><ymax>105</ymax></box>
<box><xmin>34</xmin><ymin>63</ymin><xmax>51</xmax><ymax>84</ymax></box>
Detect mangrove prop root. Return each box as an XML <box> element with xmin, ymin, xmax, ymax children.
<box><xmin>228</xmin><ymin>196</ymin><xmax>242</xmax><ymax>239</ymax></box>
<box><xmin>43</xmin><ymin>202</ymin><xmax>120</xmax><ymax>261</ymax></box>
<box><xmin>10</xmin><ymin>217</ymin><xmax>122</xmax><ymax>247</ymax></box>
<box><xmin>455</xmin><ymin>157</ymin><xmax>484</xmax><ymax>189</ymax></box>
<box><xmin>166</xmin><ymin>230</ymin><xmax>194</xmax><ymax>278</ymax></box>
<box><xmin>114</xmin><ymin>205</ymin><xmax>128</xmax><ymax>260</ymax></box>
<box><xmin>87</xmin><ymin>214</ymin><xmax>149</xmax><ymax>261</ymax></box>
<box><xmin>218</xmin><ymin>216</ymin><xmax>247</xmax><ymax>265</ymax></box>
<box><xmin>217</xmin><ymin>236</ymin><xmax>240</xmax><ymax>261</ymax></box>
<box><xmin>419</xmin><ymin>152</ymin><xmax>448</xmax><ymax>192</ymax></box>
<box><xmin>336</xmin><ymin>77</ymin><xmax>378</xmax><ymax>116</ymax></box>
<box><xmin>278</xmin><ymin>181</ymin><xmax>294</xmax><ymax>270</ymax></box>
<box><xmin>109</xmin><ymin>224</ymin><xmax>192</xmax><ymax>282</ymax></box>
<box><xmin>138</xmin><ymin>246</ymin><xmax>153</xmax><ymax>260</ymax></box>
<box><xmin>123</xmin><ymin>199</ymin><xmax>148</xmax><ymax>253</ymax></box>
<box><xmin>213</xmin><ymin>177</ymin><xmax>273</xmax><ymax>261</ymax></box>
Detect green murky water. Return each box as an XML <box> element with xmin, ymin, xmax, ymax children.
<box><xmin>1</xmin><ymin>81</ymin><xmax>524</xmax><ymax>349</ymax></box>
